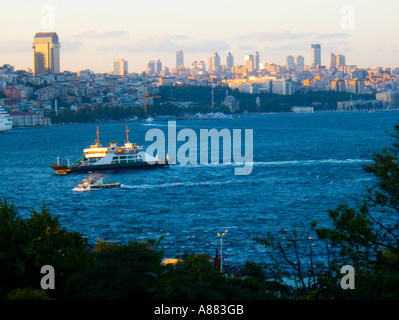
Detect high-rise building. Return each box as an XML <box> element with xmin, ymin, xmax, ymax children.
<box><xmin>226</xmin><ymin>52</ymin><xmax>234</xmax><ymax>70</ymax></box>
<box><xmin>155</xmin><ymin>59</ymin><xmax>162</xmax><ymax>75</ymax></box>
<box><xmin>254</xmin><ymin>51</ymin><xmax>260</xmax><ymax>71</ymax></box>
<box><xmin>198</xmin><ymin>61</ymin><xmax>206</xmax><ymax>70</ymax></box>
<box><xmin>113</xmin><ymin>59</ymin><xmax>128</xmax><ymax>76</ymax></box>
<box><xmin>296</xmin><ymin>56</ymin><xmax>305</xmax><ymax>73</ymax></box>
<box><xmin>244</xmin><ymin>54</ymin><xmax>255</xmax><ymax>72</ymax></box>
<box><xmin>337</xmin><ymin>54</ymin><xmax>346</xmax><ymax>66</ymax></box>
<box><xmin>244</xmin><ymin>54</ymin><xmax>254</xmax><ymax>64</ymax></box>
<box><xmin>212</xmin><ymin>52</ymin><xmax>221</xmax><ymax>72</ymax></box>
<box><xmin>146</xmin><ymin>60</ymin><xmax>155</xmax><ymax>74</ymax></box>
<box><xmin>208</xmin><ymin>56</ymin><xmax>213</xmax><ymax>73</ymax></box>
<box><xmin>286</xmin><ymin>55</ymin><xmax>296</xmax><ymax>72</ymax></box>
<box><xmin>330</xmin><ymin>53</ymin><xmax>337</xmax><ymax>69</ymax></box>
<box><xmin>32</xmin><ymin>32</ymin><xmax>61</xmax><ymax>75</ymax></box>
<box><xmin>176</xmin><ymin>50</ymin><xmax>184</xmax><ymax>68</ymax></box>
<box><xmin>311</xmin><ymin>44</ymin><xmax>321</xmax><ymax>69</ymax></box>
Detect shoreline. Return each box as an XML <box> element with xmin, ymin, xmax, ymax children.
<box><xmin>6</xmin><ymin>107</ymin><xmax>399</xmax><ymax>131</ymax></box>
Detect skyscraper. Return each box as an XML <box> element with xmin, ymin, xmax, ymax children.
<box><xmin>198</xmin><ymin>61</ymin><xmax>206</xmax><ymax>70</ymax></box>
<box><xmin>311</xmin><ymin>44</ymin><xmax>321</xmax><ymax>69</ymax></box>
<box><xmin>226</xmin><ymin>52</ymin><xmax>234</xmax><ymax>70</ymax></box>
<box><xmin>330</xmin><ymin>53</ymin><xmax>337</xmax><ymax>69</ymax></box>
<box><xmin>296</xmin><ymin>56</ymin><xmax>305</xmax><ymax>73</ymax></box>
<box><xmin>176</xmin><ymin>50</ymin><xmax>184</xmax><ymax>68</ymax></box>
<box><xmin>286</xmin><ymin>55</ymin><xmax>296</xmax><ymax>71</ymax></box>
<box><xmin>337</xmin><ymin>54</ymin><xmax>346</xmax><ymax>66</ymax></box>
<box><xmin>146</xmin><ymin>60</ymin><xmax>155</xmax><ymax>74</ymax></box>
<box><xmin>32</xmin><ymin>32</ymin><xmax>61</xmax><ymax>75</ymax></box>
<box><xmin>244</xmin><ymin>54</ymin><xmax>255</xmax><ymax>72</ymax></box>
<box><xmin>113</xmin><ymin>59</ymin><xmax>128</xmax><ymax>76</ymax></box>
<box><xmin>254</xmin><ymin>51</ymin><xmax>260</xmax><ymax>71</ymax></box>
<box><xmin>208</xmin><ymin>56</ymin><xmax>213</xmax><ymax>73</ymax></box>
<box><xmin>212</xmin><ymin>52</ymin><xmax>221</xmax><ymax>72</ymax></box>
<box><xmin>155</xmin><ymin>59</ymin><xmax>162</xmax><ymax>75</ymax></box>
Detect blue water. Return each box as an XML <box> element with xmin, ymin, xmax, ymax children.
<box><xmin>1</xmin><ymin>112</ymin><xmax>398</xmax><ymax>265</ymax></box>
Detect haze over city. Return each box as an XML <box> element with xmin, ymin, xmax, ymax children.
<box><xmin>0</xmin><ymin>0</ymin><xmax>398</xmax><ymax>73</ymax></box>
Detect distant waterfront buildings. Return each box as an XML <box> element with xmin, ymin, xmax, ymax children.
<box><xmin>311</xmin><ymin>44</ymin><xmax>321</xmax><ymax>69</ymax></box>
<box><xmin>291</xmin><ymin>106</ymin><xmax>314</xmax><ymax>113</ymax></box>
<box><xmin>32</xmin><ymin>32</ymin><xmax>61</xmax><ymax>75</ymax></box>
<box><xmin>10</xmin><ymin>110</ymin><xmax>51</xmax><ymax>127</ymax></box>
<box><xmin>113</xmin><ymin>59</ymin><xmax>128</xmax><ymax>76</ymax></box>
<box><xmin>376</xmin><ymin>90</ymin><xmax>399</xmax><ymax>107</ymax></box>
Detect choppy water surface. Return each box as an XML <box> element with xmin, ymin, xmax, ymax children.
<box><xmin>1</xmin><ymin>112</ymin><xmax>398</xmax><ymax>265</ymax></box>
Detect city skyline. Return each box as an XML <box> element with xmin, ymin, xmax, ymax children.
<box><xmin>0</xmin><ymin>0</ymin><xmax>398</xmax><ymax>73</ymax></box>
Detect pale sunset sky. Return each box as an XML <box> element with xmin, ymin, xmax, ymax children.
<box><xmin>0</xmin><ymin>0</ymin><xmax>397</xmax><ymax>73</ymax></box>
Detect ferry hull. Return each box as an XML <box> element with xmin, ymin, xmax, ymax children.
<box><xmin>51</xmin><ymin>162</ymin><xmax>169</xmax><ymax>175</ymax></box>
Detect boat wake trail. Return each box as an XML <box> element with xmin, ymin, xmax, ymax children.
<box><xmin>171</xmin><ymin>158</ymin><xmax>372</xmax><ymax>168</ymax></box>
<box><xmin>252</xmin><ymin>159</ymin><xmax>373</xmax><ymax>166</ymax></box>
<box><xmin>120</xmin><ymin>180</ymin><xmax>236</xmax><ymax>190</ymax></box>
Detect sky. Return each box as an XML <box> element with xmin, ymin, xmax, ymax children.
<box><xmin>0</xmin><ymin>0</ymin><xmax>398</xmax><ymax>73</ymax></box>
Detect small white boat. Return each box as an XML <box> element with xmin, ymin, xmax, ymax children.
<box><xmin>0</xmin><ymin>106</ymin><xmax>13</xmax><ymax>132</ymax></box>
<box><xmin>73</xmin><ymin>178</ymin><xmax>121</xmax><ymax>191</ymax></box>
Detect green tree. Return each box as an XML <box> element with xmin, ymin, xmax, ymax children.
<box><xmin>0</xmin><ymin>198</ymin><xmax>93</xmax><ymax>300</ymax></box>
<box><xmin>162</xmin><ymin>254</ymin><xmax>241</xmax><ymax>299</ymax></box>
<box><xmin>80</xmin><ymin>238</ymin><xmax>164</xmax><ymax>300</ymax></box>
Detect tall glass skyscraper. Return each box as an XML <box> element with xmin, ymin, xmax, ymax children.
<box><xmin>212</xmin><ymin>52</ymin><xmax>221</xmax><ymax>72</ymax></box>
<box><xmin>330</xmin><ymin>53</ymin><xmax>337</xmax><ymax>69</ymax></box>
<box><xmin>176</xmin><ymin>50</ymin><xmax>184</xmax><ymax>68</ymax></box>
<box><xmin>254</xmin><ymin>51</ymin><xmax>260</xmax><ymax>71</ymax></box>
<box><xmin>32</xmin><ymin>32</ymin><xmax>60</xmax><ymax>75</ymax></box>
<box><xmin>226</xmin><ymin>52</ymin><xmax>234</xmax><ymax>70</ymax></box>
<box><xmin>296</xmin><ymin>55</ymin><xmax>305</xmax><ymax>73</ymax></box>
<box><xmin>311</xmin><ymin>44</ymin><xmax>321</xmax><ymax>69</ymax></box>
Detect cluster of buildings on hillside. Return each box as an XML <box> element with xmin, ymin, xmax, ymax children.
<box><xmin>157</xmin><ymin>47</ymin><xmax>399</xmax><ymax>98</ymax></box>
<box><xmin>2</xmin><ymin>32</ymin><xmax>399</xmax><ymax>127</ymax></box>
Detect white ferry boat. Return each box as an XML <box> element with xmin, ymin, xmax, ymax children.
<box><xmin>0</xmin><ymin>106</ymin><xmax>13</xmax><ymax>132</ymax></box>
<box><xmin>50</xmin><ymin>125</ymin><xmax>169</xmax><ymax>175</ymax></box>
